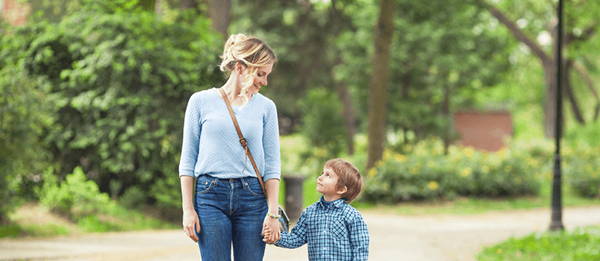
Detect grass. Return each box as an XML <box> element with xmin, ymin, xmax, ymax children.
<box><xmin>0</xmin><ymin>202</ymin><xmax>178</xmax><ymax>239</ymax></box>
<box><xmin>477</xmin><ymin>225</ymin><xmax>600</xmax><ymax>260</ymax></box>
<box><xmin>0</xmin><ymin>223</ymin><xmax>71</xmax><ymax>238</ymax></box>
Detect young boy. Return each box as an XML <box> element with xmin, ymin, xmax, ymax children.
<box><xmin>263</xmin><ymin>158</ymin><xmax>369</xmax><ymax>260</ymax></box>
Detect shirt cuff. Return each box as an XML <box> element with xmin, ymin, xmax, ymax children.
<box><xmin>263</xmin><ymin>173</ymin><xmax>281</xmax><ymax>182</ymax></box>
<box><xmin>274</xmin><ymin>232</ymin><xmax>287</xmax><ymax>247</ymax></box>
<box><xmin>178</xmin><ymin>169</ymin><xmax>195</xmax><ymax>178</ymax></box>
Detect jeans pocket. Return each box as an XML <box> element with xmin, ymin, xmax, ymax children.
<box><xmin>196</xmin><ymin>176</ymin><xmax>215</xmax><ymax>194</ymax></box>
<box><xmin>243</xmin><ymin>178</ymin><xmax>264</xmax><ymax>196</ymax></box>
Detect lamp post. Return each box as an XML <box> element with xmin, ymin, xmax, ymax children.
<box><xmin>549</xmin><ymin>0</ymin><xmax>564</xmax><ymax>232</ymax></box>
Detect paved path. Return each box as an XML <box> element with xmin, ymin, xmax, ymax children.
<box><xmin>1</xmin><ymin>206</ymin><xmax>599</xmax><ymax>261</ymax></box>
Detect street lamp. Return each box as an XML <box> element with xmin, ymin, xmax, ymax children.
<box><xmin>549</xmin><ymin>0</ymin><xmax>564</xmax><ymax>232</ymax></box>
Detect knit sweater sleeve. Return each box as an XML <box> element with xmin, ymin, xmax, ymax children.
<box><xmin>262</xmin><ymin>98</ymin><xmax>281</xmax><ymax>181</ymax></box>
<box><xmin>178</xmin><ymin>92</ymin><xmax>202</xmax><ymax>177</ymax></box>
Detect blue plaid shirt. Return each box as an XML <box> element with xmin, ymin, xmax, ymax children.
<box><xmin>275</xmin><ymin>196</ymin><xmax>369</xmax><ymax>260</ymax></box>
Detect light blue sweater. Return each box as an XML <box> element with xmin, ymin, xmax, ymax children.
<box><xmin>179</xmin><ymin>88</ymin><xmax>281</xmax><ymax>181</ymax></box>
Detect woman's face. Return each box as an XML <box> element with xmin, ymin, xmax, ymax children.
<box><xmin>247</xmin><ymin>62</ymin><xmax>274</xmax><ymax>95</ymax></box>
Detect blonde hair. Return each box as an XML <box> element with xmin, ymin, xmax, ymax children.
<box><xmin>220</xmin><ymin>34</ymin><xmax>277</xmax><ymax>100</ymax></box>
<box><xmin>325</xmin><ymin>158</ymin><xmax>363</xmax><ymax>203</ymax></box>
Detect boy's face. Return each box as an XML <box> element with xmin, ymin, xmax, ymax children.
<box><xmin>317</xmin><ymin>166</ymin><xmax>345</xmax><ymax>200</ymax></box>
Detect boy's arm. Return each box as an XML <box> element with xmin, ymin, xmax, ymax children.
<box><xmin>274</xmin><ymin>210</ymin><xmax>309</xmax><ymax>249</ymax></box>
<box><xmin>349</xmin><ymin>213</ymin><xmax>370</xmax><ymax>260</ymax></box>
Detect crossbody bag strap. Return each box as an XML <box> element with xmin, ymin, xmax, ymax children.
<box><xmin>219</xmin><ymin>88</ymin><xmax>268</xmax><ymax>196</ymax></box>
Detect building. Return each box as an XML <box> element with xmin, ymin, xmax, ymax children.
<box><xmin>453</xmin><ymin>110</ymin><xmax>513</xmax><ymax>152</ymax></box>
<box><xmin>1</xmin><ymin>0</ymin><xmax>31</xmax><ymax>26</ymax></box>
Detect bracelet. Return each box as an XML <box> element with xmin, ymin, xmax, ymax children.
<box><xmin>266</xmin><ymin>212</ymin><xmax>281</xmax><ymax>219</ymax></box>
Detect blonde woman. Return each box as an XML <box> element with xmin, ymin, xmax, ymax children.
<box><xmin>179</xmin><ymin>34</ymin><xmax>281</xmax><ymax>260</ymax></box>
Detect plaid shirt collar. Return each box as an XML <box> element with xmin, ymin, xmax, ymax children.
<box><xmin>316</xmin><ymin>196</ymin><xmax>345</xmax><ymax>209</ymax></box>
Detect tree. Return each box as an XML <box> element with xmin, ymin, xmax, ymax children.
<box><xmin>231</xmin><ymin>0</ymin><xmax>362</xmax><ymax>154</ymax></box>
<box><xmin>9</xmin><ymin>2</ymin><xmax>223</xmax><ymax>213</ymax></box>
<box><xmin>207</xmin><ymin>0</ymin><xmax>230</xmax><ymax>40</ymax></box>
<box><xmin>485</xmin><ymin>0</ymin><xmax>600</xmax><ymax>138</ymax></box>
<box><xmin>387</xmin><ymin>0</ymin><xmax>511</xmax><ymax>152</ymax></box>
<box><xmin>366</xmin><ymin>0</ymin><xmax>395</xmax><ymax>169</ymax></box>
<box><xmin>0</xmin><ymin>23</ymin><xmax>54</xmax><ymax>221</ymax></box>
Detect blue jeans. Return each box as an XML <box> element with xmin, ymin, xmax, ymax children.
<box><xmin>194</xmin><ymin>175</ymin><xmax>267</xmax><ymax>261</ymax></box>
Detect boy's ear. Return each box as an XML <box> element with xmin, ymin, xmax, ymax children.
<box><xmin>336</xmin><ymin>186</ymin><xmax>347</xmax><ymax>195</ymax></box>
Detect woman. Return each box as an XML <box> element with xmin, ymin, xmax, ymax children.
<box><xmin>179</xmin><ymin>34</ymin><xmax>281</xmax><ymax>260</ymax></box>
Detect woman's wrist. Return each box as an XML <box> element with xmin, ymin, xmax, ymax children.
<box><xmin>266</xmin><ymin>212</ymin><xmax>281</xmax><ymax>219</ymax></box>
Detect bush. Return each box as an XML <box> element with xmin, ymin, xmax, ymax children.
<box><xmin>0</xmin><ymin>59</ymin><xmax>54</xmax><ymax>223</ymax></box>
<box><xmin>361</xmin><ymin>138</ymin><xmax>542</xmax><ymax>203</ymax></box>
<box><xmin>564</xmin><ymin>143</ymin><xmax>600</xmax><ymax>198</ymax></box>
<box><xmin>40</xmin><ymin>167</ymin><xmax>110</xmax><ymax>219</ymax></box>
<box><xmin>6</xmin><ymin>3</ymin><xmax>223</xmax><ymax>207</ymax></box>
<box><xmin>118</xmin><ymin>186</ymin><xmax>146</xmax><ymax>209</ymax></box>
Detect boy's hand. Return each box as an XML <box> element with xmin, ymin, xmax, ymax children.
<box><xmin>262</xmin><ymin>224</ymin><xmax>272</xmax><ymax>242</ymax></box>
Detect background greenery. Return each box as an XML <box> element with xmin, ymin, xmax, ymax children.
<box><xmin>477</xmin><ymin>225</ymin><xmax>600</xmax><ymax>260</ymax></box>
<box><xmin>1</xmin><ymin>0</ymin><xmax>599</xmax><ymax>243</ymax></box>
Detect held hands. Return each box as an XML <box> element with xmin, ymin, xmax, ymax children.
<box><xmin>261</xmin><ymin>214</ymin><xmax>280</xmax><ymax>244</ymax></box>
<box><xmin>183</xmin><ymin>209</ymin><xmax>201</xmax><ymax>242</ymax></box>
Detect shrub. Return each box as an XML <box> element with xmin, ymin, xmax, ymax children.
<box><xmin>118</xmin><ymin>186</ymin><xmax>146</xmax><ymax>209</ymax></box>
<box><xmin>6</xmin><ymin>3</ymin><xmax>223</xmax><ymax>207</ymax></box>
<box><xmin>0</xmin><ymin>61</ymin><xmax>53</xmax><ymax>223</ymax></box>
<box><xmin>40</xmin><ymin>167</ymin><xmax>110</xmax><ymax>219</ymax></box>
<box><xmin>361</xmin><ymin>138</ymin><xmax>542</xmax><ymax>203</ymax></box>
<box><xmin>564</xmin><ymin>143</ymin><xmax>600</xmax><ymax>198</ymax></box>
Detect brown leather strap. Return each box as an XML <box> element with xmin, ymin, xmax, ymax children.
<box><xmin>219</xmin><ymin>88</ymin><xmax>267</xmax><ymax>196</ymax></box>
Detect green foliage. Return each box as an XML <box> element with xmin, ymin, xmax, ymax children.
<box><xmin>118</xmin><ymin>186</ymin><xmax>147</xmax><ymax>209</ymax></box>
<box><xmin>298</xmin><ymin>88</ymin><xmax>348</xmax><ymax>157</ymax></box>
<box><xmin>566</xmin><ymin>120</ymin><xmax>600</xmax><ymax>149</ymax></box>
<box><xmin>361</xmin><ymin>138</ymin><xmax>543</xmax><ymax>203</ymax></box>
<box><xmin>40</xmin><ymin>167</ymin><xmax>111</xmax><ymax>218</ymax></box>
<box><xmin>477</xmin><ymin>225</ymin><xmax>600</xmax><ymax>261</ymax></box>
<box><xmin>149</xmin><ymin>172</ymin><xmax>182</xmax><ymax>217</ymax></box>
<box><xmin>334</xmin><ymin>0</ymin><xmax>512</xmax><ymax>137</ymax></box>
<box><xmin>6</xmin><ymin>3</ymin><xmax>223</xmax><ymax>209</ymax></box>
<box><xmin>0</xmin><ymin>42</ymin><xmax>54</xmax><ymax>222</ymax></box>
<box><xmin>38</xmin><ymin>166</ymin><xmax>176</xmax><ymax>232</ymax></box>
<box><xmin>563</xmin><ymin>144</ymin><xmax>600</xmax><ymax>198</ymax></box>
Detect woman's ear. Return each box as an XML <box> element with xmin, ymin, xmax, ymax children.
<box><xmin>235</xmin><ymin>62</ymin><xmax>247</xmax><ymax>74</ymax></box>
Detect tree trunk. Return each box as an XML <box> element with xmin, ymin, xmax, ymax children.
<box><xmin>572</xmin><ymin>61</ymin><xmax>600</xmax><ymax>122</ymax></box>
<box><xmin>489</xmin><ymin>6</ymin><xmax>561</xmax><ymax>139</ymax></box>
<box><xmin>334</xmin><ymin>81</ymin><xmax>356</xmax><ymax>155</ymax></box>
<box><xmin>208</xmin><ymin>0</ymin><xmax>230</xmax><ymax>41</ymax></box>
<box><xmin>441</xmin><ymin>84</ymin><xmax>451</xmax><ymax>155</ymax></box>
<box><xmin>155</xmin><ymin>0</ymin><xmax>163</xmax><ymax>15</ymax></box>
<box><xmin>564</xmin><ymin>60</ymin><xmax>585</xmax><ymax>124</ymax></box>
<box><xmin>543</xmin><ymin>60</ymin><xmax>557</xmax><ymax>139</ymax></box>
<box><xmin>366</xmin><ymin>0</ymin><xmax>395</xmax><ymax>170</ymax></box>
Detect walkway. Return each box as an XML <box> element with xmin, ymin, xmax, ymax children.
<box><xmin>1</xmin><ymin>206</ymin><xmax>599</xmax><ymax>261</ymax></box>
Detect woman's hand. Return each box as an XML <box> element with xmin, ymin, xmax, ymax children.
<box><xmin>183</xmin><ymin>208</ymin><xmax>201</xmax><ymax>242</ymax></box>
<box><xmin>261</xmin><ymin>214</ymin><xmax>280</xmax><ymax>244</ymax></box>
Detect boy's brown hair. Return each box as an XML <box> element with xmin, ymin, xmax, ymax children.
<box><xmin>325</xmin><ymin>158</ymin><xmax>363</xmax><ymax>203</ymax></box>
